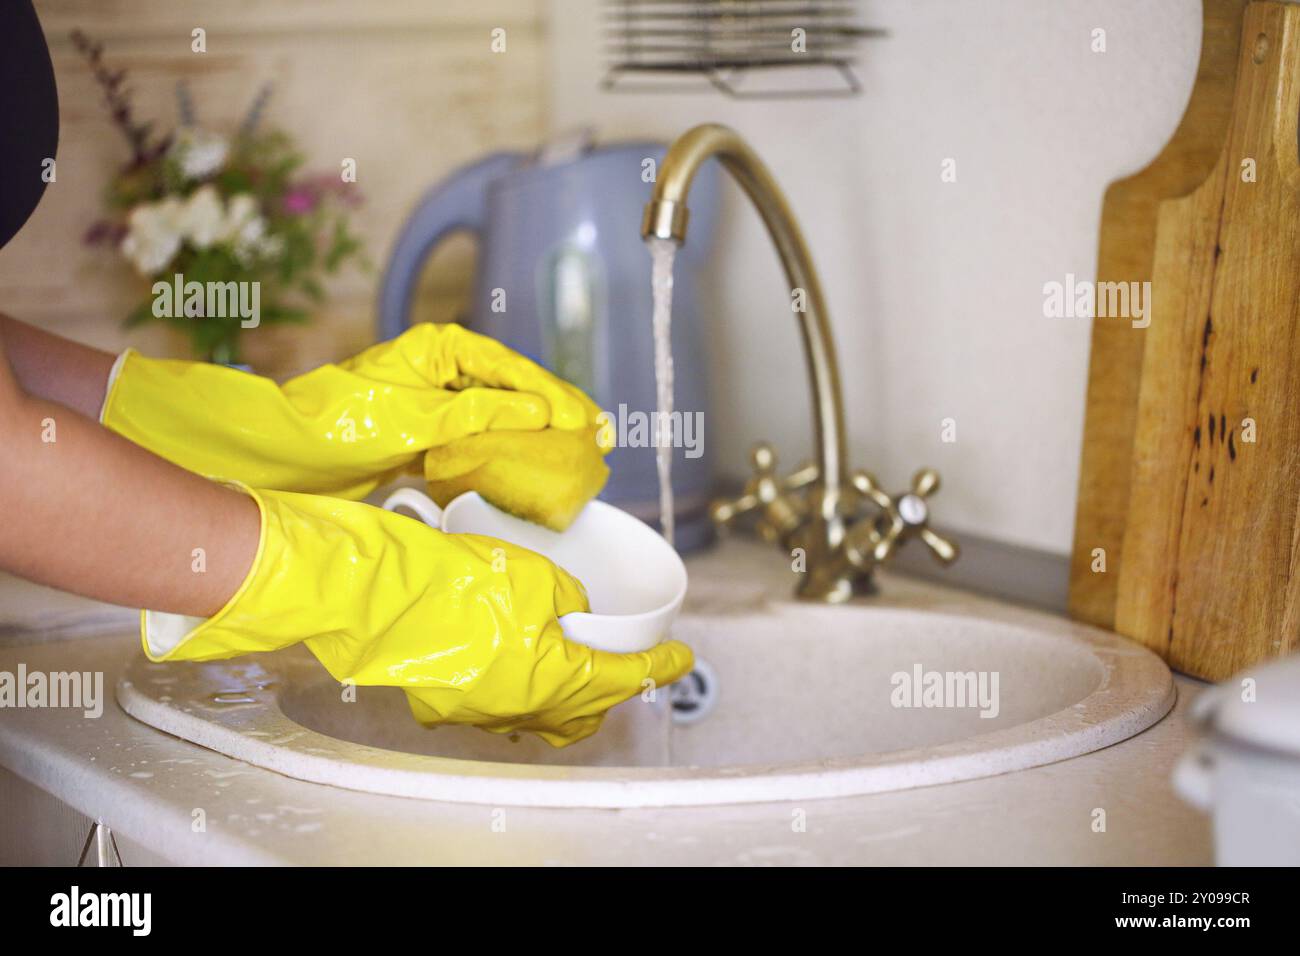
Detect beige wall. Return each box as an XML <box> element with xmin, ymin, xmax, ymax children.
<box><xmin>4</xmin><ymin>0</ymin><xmax>549</xmax><ymax>377</ymax></box>
<box><xmin>546</xmin><ymin>0</ymin><xmax>1202</xmax><ymax>557</ymax></box>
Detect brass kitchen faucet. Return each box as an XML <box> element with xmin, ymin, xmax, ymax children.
<box><xmin>642</xmin><ymin>123</ymin><xmax>959</xmax><ymax>601</ymax></box>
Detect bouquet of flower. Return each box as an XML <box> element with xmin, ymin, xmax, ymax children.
<box><xmin>76</xmin><ymin>31</ymin><xmax>366</xmax><ymax>364</ymax></box>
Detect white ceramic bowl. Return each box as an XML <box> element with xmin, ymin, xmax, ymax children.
<box><xmin>382</xmin><ymin>488</ymin><xmax>687</xmax><ymax>654</ymax></box>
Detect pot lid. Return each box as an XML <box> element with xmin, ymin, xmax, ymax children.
<box><xmin>1193</xmin><ymin>653</ymin><xmax>1300</xmax><ymax>757</ymax></box>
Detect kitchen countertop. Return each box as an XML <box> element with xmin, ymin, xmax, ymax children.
<box><xmin>0</xmin><ymin>573</ymin><xmax>136</xmax><ymax>646</ymax></box>
<box><xmin>0</xmin><ymin>539</ymin><xmax>1213</xmax><ymax>866</ymax></box>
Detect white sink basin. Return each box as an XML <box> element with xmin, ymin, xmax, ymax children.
<box><xmin>117</xmin><ymin>596</ymin><xmax>1174</xmax><ymax>808</ymax></box>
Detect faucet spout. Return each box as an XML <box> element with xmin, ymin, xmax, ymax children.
<box><xmin>643</xmin><ymin>123</ymin><xmax>854</xmax><ymax>599</ymax></box>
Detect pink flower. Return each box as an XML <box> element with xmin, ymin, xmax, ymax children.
<box><xmin>281</xmin><ymin>173</ymin><xmax>364</xmax><ymax>216</ymax></box>
<box><xmin>282</xmin><ymin>189</ymin><xmax>317</xmax><ymax>215</ymax></box>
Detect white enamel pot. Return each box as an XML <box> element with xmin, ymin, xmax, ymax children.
<box><xmin>1173</xmin><ymin>654</ymin><xmax>1300</xmax><ymax>865</ymax></box>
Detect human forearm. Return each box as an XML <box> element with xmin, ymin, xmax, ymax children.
<box><xmin>0</xmin><ymin>385</ymin><xmax>259</xmax><ymax>617</ymax></box>
<box><xmin>0</xmin><ymin>313</ymin><xmax>116</xmax><ymax>419</ymax></box>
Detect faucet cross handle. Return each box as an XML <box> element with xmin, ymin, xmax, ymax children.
<box><xmin>851</xmin><ymin>468</ymin><xmax>959</xmax><ymax>566</ymax></box>
<box><xmin>709</xmin><ymin>442</ymin><xmax>817</xmax><ymax>545</ymax></box>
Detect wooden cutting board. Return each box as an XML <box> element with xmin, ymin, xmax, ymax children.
<box><xmin>1069</xmin><ymin>0</ymin><xmax>1300</xmax><ymax>680</ymax></box>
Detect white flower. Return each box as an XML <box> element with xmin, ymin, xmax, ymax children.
<box><xmin>170</xmin><ymin>128</ymin><xmax>229</xmax><ymax>181</ymax></box>
<box><xmin>220</xmin><ymin>193</ymin><xmax>260</xmax><ymax>241</ymax></box>
<box><xmin>178</xmin><ymin>184</ymin><xmax>225</xmax><ymax>249</ymax></box>
<box><xmin>232</xmin><ymin>225</ymin><xmax>272</xmax><ymax>266</ymax></box>
<box><xmin>218</xmin><ymin>192</ymin><xmax>277</xmax><ymax>264</ymax></box>
<box><xmin>257</xmin><ymin>234</ymin><xmax>285</xmax><ymax>259</ymax></box>
<box><xmin>119</xmin><ymin>188</ymin><xmax>283</xmax><ymax>275</ymax></box>
<box><xmin>237</xmin><ymin>215</ymin><xmax>266</xmax><ymax>246</ymax></box>
<box><xmin>234</xmin><ymin>231</ymin><xmax>284</xmax><ymax>267</ymax></box>
<box><xmin>120</xmin><ymin>197</ymin><xmax>185</xmax><ymax>276</ymax></box>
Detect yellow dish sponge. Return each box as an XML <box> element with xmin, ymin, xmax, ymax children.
<box><xmin>423</xmin><ymin>427</ymin><xmax>610</xmax><ymax>532</ymax></box>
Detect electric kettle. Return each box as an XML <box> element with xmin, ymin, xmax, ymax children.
<box><xmin>378</xmin><ymin>135</ymin><xmax>721</xmax><ymax>550</ymax></box>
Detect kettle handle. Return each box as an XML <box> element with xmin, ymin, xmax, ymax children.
<box><xmin>376</xmin><ymin>151</ymin><xmax>527</xmax><ymax>341</ymax></box>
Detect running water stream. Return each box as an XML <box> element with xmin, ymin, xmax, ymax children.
<box><xmin>647</xmin><ymin>237</ymin><xmax>677</xmax><ymax>547</ymax></box>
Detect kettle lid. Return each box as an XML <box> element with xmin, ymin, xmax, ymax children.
<box><xmin>535</xmin><ymin>127</ymin><xmax>597</xmax><ymax>168</ymax></box>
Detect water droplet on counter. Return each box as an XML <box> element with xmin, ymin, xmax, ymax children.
<box><xmin>207</xmin><ymin>690</ymin><xmax>257</xmax><ymax>706</ymax></box>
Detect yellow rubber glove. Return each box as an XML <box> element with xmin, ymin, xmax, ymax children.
<box><xmin>101</xmin><ymin>322</ymin><xmax>603</xmax><ymax>501</ymax></box>
<box><xmin>141</xmin><ymin>487</ymin><xmax>693</xmax><ymax>746</ymax></box>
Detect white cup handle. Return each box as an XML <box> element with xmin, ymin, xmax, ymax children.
<box><xmin>381</xmin><ymin>487</ymin><xmax>445</xmax><ymax>528</ymax></box>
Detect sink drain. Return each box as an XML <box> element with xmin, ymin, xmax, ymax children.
<box><xmin>669</xmin><ymin>658</ymin><xmax>718</xmax><ymax>724</ymax></box>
